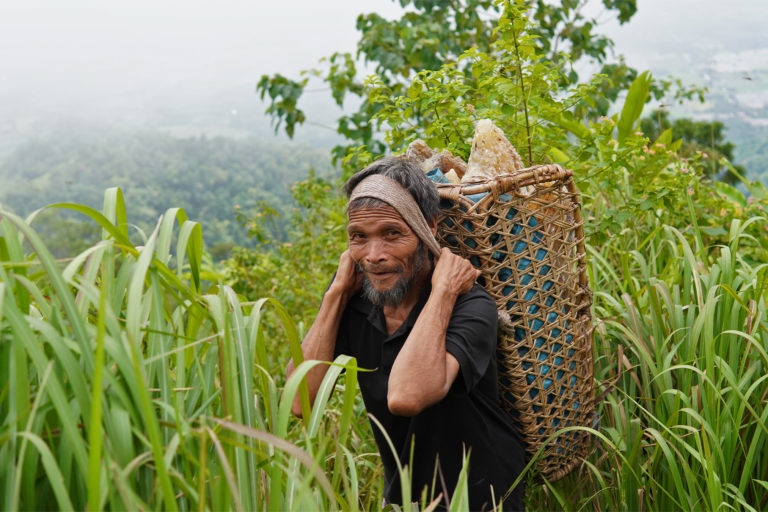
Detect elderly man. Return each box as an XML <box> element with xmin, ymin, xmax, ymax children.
<box><xmin>287</xmin><ymin>157</ymin><xmax>525</xmax><ymax>510</ymax></box>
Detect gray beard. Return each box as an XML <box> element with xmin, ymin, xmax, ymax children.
<box><xmin>359</xmin><ymin>243</ymin><xmax>428</xmax><ymax>307</ymax></box>
<box><xmin>361</xmin><ymin>274</ymin><xmax>410</xmax><ymax>307</ymax></box>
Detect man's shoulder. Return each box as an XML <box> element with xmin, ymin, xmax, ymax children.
<box><xmin>456</xmin><ymin>283</ymin><xmax>497</xmax><ymax>311</ymax></box>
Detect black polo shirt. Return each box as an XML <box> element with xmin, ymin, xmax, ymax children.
<box><xmin>333</xmin><ymin>282</ymin><xmax>526</xmax><ymax>511</ymax></box>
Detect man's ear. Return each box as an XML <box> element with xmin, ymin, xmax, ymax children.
<box><xmin>428</xmin><ymin>218</ymin><xmax>438</xmax><ymax>236</ymax></box>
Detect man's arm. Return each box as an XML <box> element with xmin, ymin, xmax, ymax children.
<box><xmin>387</xmin><ymin>248</ymin><xmax>480</xmax><ymax>416</ymax></box>
<box><xmin>287</xmin><ymin>250</ymin><xmax>361</xmax><ymax>417</ymax></box>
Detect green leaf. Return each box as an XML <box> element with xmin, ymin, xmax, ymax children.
<box><xmin>177</xmin><ymin>219</ymin><xmax>203</xmax><ymax>292</ymax></box>
<box><xmin>714</xmin><ymin>181</ymin><xmax>747</xmax><ymax>207</ymax></box>
<box><xmin>700</xmin><ymin>226</ymin><xmax>728</xmax><ymax>236</ymax></box>
<box><xmin>17</xmin><ymin>433</ymin><xmax>75</xmax><ymax>511</ymax></box>
<box><xmin>557</xmin><ymin>112</ymin><xmax>590</xmax><ymax>138</ymax></box>
<box><xmin>618</xmin><ymin>70</ymin><xmax>651</xmax><ymax>142</ymax></box>
<box><xmin>102</xmin><ymin>187</ymin><xmax>129</xmax><ymax>241</ymax></box>
<box><xmin>655</xmin><ymin>127</ymin><xmax>673</xmax><ymax>145</ymax></box>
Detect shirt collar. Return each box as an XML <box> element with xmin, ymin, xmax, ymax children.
<box><xmin>352</xmin><ymin>280</ymin><xmax>433</xmax><ymax>340</ymax></box>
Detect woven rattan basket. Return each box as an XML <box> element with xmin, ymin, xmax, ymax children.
<box><xmin>434</xmin><ymin>164</ymin><xmax>594</xmax><ymax>481</ymax></box>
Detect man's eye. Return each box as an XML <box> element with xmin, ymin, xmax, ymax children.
<box><xmin>349</xmin><ymin>232</ymin><xmax>365</xmax><ymax>240</ymax></box>
<box><xmin>386</xmin><ymin>230</ymin><xmax>401</xmax><ymax>237</ymax></box>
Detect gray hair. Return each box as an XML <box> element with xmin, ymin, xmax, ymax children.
<box><xmin>343</xmin><ymin>157</ymin><xmax>440</xmax><ymax>223</ymax></box>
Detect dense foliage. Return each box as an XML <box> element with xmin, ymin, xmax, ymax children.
<box><xmin>641</xmin><ymin>109</ymin><xmax>749</xmax><ymax>183</ymax></box>
<box><xmin>0</xmin><ymin>193</ymin><xmax>383</xmax><ymax>511</ymax></box>
<box><xmin>0</xmin><ymin>127</ymin><xmax>333</xmax><ymax>257</ymax></box>
<box><xmin>1</xmin><ymin>0</ymin><xmax>768</xmax><ymax>510</ymax></box>
<box><xmin>2</xmin><ymin>188</ymin><xmax>767</xmax><ymax>510</ymax></box>
<box><xmin>257</xmin><ymin>0</ymin><xmax>675</xmax><ymax>162</ymax></box>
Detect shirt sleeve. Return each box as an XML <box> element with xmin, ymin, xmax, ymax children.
<box><xmin>444</xmin><ymin>284</ymin><xmax>498</xmax><ymax>393</ymax></box>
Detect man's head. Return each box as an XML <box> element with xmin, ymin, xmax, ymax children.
<box><xmin>343</xmin><ymin>157</ymin><xmax>441</xmax><ymax>307</ymax></box>
<box><xmin>343</xmin><ymin>157</ymin><xmax>441</xmax><ymax>224</ymax></box>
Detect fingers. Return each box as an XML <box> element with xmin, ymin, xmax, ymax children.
<box><xmin>333</xmin><ymin>250</ymin><xmax>363</xmax><ymax>295</ymax></box>
<box><xmin>433</xmin><ymin>248</ymin><xmax>480</xmax><ymax>296</ymax></box>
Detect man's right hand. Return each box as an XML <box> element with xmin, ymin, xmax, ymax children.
<box><xmin>330</xmin><ymin>250</ymin><xmax>363</xmax><ymax>299</ymax></box>
<box><xmin>288</xmin><ymin>250</ymin><xmax>358</xmax><ymax>417</ymax></box>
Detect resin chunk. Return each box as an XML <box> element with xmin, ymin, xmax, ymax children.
<box><xmin>405</xmin><ymin>139</ymin><xmax>434</xmax><ymax>164</ymax></box>
<box><xmin>405</xmin><ymin>139</ymin><xmax>467</xmax><ymax>180</ymax></box>
<box><xmin>444</xmin><ymin>169</ymin><xmax>460</xmax><ymax>184</ymax></box>
<box><xmin>422</xmin><ymin>149</ymin><xmax>467</xmax><ymax>179</ymax></box>
<box><xmin>462</xmin><ymin>119</ymin><xmax>524</xmax><ymax>183</ymax></box>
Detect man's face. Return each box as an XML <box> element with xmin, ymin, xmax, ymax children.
<box><xmin>347</xmin><ymin>205</ymin><xmax>429</xmax><ymax>307</ymax></box>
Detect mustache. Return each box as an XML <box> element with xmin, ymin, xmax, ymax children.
<box><xmin>354</xmin><ymin>261</ymin><xmax>404</xmax><ymax>274</ymax></box>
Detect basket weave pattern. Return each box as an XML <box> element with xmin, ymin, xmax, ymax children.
<box><xmin>435</xmin><ymin>164</ymin><xmax>594</xmax><ymax>481</ymax></box>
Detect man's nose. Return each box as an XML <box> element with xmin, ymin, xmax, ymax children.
<box><xmin>363</xmin><ymin>239</ymin><xmax>389</xmax><ymax>264</ymax></box>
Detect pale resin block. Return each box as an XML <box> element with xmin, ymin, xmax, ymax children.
<box><xmin>462</xmin><ymin>119</ymin><xmax>524</xmax><ymax>183</ymax></box>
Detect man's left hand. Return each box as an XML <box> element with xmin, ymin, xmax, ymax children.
<box><xmin>431</xmin><ymin>247</ymin><xmax>480</xmax><ymax>298</ymax></box>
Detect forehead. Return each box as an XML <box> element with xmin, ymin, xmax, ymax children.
<box><xmin>347</xmin><ymin>205</ymin><xmax>409</xmax><ymax>229</ymax></box>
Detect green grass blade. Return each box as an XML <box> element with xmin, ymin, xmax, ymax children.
<box><xmin>278</xmin><ymin>359</ymin><xmax>326</xmax><ymax>438</ymax></box>
<box><xmin>101</xmin><ymin>187</ymin><xmax>130</xmax><ymax>241</ymax></box>
<box><xmin>124</xmin><ymin>224</ymin><xmax>178</xmax><ymax>512</ymax></box>
<box><xmin>49</xmin><ymin>203</ymin><xmax>133</xmax><ymax>248</ymax></box>
<box><xmin>617</xmin><ymin>70</ymin><xmax>651</xmax><ymax>142</ymax></box>
<box><xmin>156</xmin><ymin>207</ymin><xmax>182</xmax><ymax>264</ymax></box>
<box><xmin>87</xmin><ymin>272</ymin><xmax>109</xmax><ymax>512</ymax></box>
<box><xmin>10</xmin><ymin>361</ymin><xmax>54</xmax><ymax>510</ymax></box>
<box><xmin>177</xmin><ymin>219</ymin><xmax>202</xmax><ymax>292</ymax></box>
<box><xmin>210</xmin><ymin>417</ymin><xmax>336</xmax><ymax>506</ymax></box>
<box><xmin>16</xmin><ymin>432</ymin><xmax>75</xmax><ymax>511</ymax></box>
<box><xmin>306</xmin><ymin>356</ymin><xmax>354</xmax><ymax>438</ymax></box>
<box><xmin>1</xmin><ymin>210</ymin><xmax>94</xmax><ymax>376</ymax></box>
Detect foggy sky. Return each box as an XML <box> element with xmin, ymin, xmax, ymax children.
<box><xmin>0</xmin><ymin>0</ymin><xmax>765</xmax><ymax>116</ymax></box>
<box><xmin>0</xmin><ymin>0</ymin><xmax>405</xmax><ymax>101</ymax></box>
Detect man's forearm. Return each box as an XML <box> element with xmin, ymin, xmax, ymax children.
<box><xmin>288</xmin><ymin>285</ymin><xmax>349</xmax><ymax>416</ymax></box>
<box><xmin>387</xmin><ymin>286</ymin><xmax>460</xmax><ymax>416</ymax></box>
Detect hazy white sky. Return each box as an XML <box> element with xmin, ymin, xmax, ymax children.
<box><xmin>0</xmin><ymin>0</ymin><xmax>405</xmax><ymax>99</ymax></box>
<box><xmin>0</xmin><ymin>0</ymin><xmax>765</xmax><ymax>109</ymax></box>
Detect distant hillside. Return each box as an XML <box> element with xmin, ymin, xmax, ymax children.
<box><xmin>654</xmin><ymin>67</ymin><xmax>768</xmax><ymax>186</ymax></box>
<box><xmin>728</xmin><ymin>121</ymin><xmax>768</xmax><ymax>185</ymax></box>
<box><xmin>0</xmin><ymin>125</ymin><xmax>335</xmax><ymax>256</ymax></box>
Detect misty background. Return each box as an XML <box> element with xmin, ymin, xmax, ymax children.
<box><xmin>2</xmin><ymin>1</ymin><xmax>766</xmax><ymax>144</ymax></box>
<box><xmin>1</xmin><ymin>0</ymin><xmax>766</xmax><ymax>255</ymax></box>
<box><xmin>0</xmin><ymin>0</ymin><xmax>407</xmax><ymax>149</ymax></box>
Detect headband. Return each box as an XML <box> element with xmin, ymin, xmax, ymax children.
<box><xmin>348</xmin><ymin>174</ymin><xmax>442</xmax><ymax>258</ymax></box>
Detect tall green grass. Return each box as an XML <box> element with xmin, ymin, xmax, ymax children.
<box><xmin>0</xmin><ymin>189</ymin><xmax>384</xmax><ymax>511</ymax></box>
<box><xmin>2</xmin><ymin>190</ymin><xmax>766</xmax><ymax>510</ymax></box>
<box><xmin>528</xmin><ymin>217</ymin><xmax>768</xmax><ymax>510</ymax></box>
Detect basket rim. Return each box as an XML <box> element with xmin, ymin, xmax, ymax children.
<box><xmin>436</xmin><ymin>164</ymin><xmax>572</xmax><ymax>200</ymax></box>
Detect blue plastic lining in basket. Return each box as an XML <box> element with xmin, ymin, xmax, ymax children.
<box><xmin>430</xmin><ymin>169</ymin><xmax>579</xmax><ymax>437</ymax></box>
<box><xmin>430</xmin><ymin>169</ymin><xmax>483</xmax><ymax>268</ymax></box>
